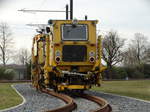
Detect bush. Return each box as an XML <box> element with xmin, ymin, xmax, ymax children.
<box><xmin>124</xmin><ymin>66</ymin><xmax>145</xmax><ymax>79</ymax></box>
<box><xmin>102</xmin><ymin>67</ymin><xmax>128</xmax><ymax>79</ymax></box>
<box><xmin>26</xmin><ymin>61</ymin><xmax>31</xmax><ymax>80</ymax></box>
<box><xmin>0</xmin><ymin>67</ymin><xmax>16</xmax><ymax>80</ymax></box>
<box><xmin>112</xmin><ymin>67</ymin><xmax>128</xmax><ymax>79</ymax></box>
<box><xmin>0</xmin><ymin>67</ymin><xmax>6</xmax><ymax>79</ymax></box>
<box><xmin>143</xmin><ymin>64</ymin><xmax>150</xmax><ymax>78</ymax></box>
<box><xmin>4</xmin><ymin>69</ymin><xmax>16</xmax><ymax>80</ymax></box>
<box><xmin>124</xmin><ymin>67</ymin><xmax>135</xmax><ymax>78</ymax></box>
<box><xmin>102</xmin><ymin>64</ymin><xmax>150</xmax><ymax>80</ymax></box>
<box><xmin>133</xmin><ymin>70</ymin><xmax>145</xmax><ymax>79</ymax></box>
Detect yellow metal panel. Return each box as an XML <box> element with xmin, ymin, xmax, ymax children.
<box><xmin>38</xmin><ymin>41</ymin><xmax>45</xmax><ymax>64</ymax></box>
<box><xmin>52</xmin><ymin>20</ymin><xmax>98</xmax><ymax>66</ymax></box>
<box><xmin>58</xmin><ymin>85</ymin><xmax>90</xmax><ymax>91</ymax></box>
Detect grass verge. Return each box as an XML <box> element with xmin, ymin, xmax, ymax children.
<box><xmin>92</xmin><ymin>80</ymin><xmax>150</xmax><ymax>101</ymax></box>
<box><xmin>0</xmin><ymin>83</ymin><xmax>23</xmax><ymax>110</ymax></box>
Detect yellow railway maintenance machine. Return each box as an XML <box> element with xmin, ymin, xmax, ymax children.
<box><xmin>31</xmin><ymin>0</ymin><xmax>105</xmax><ymax>92</ymax></box>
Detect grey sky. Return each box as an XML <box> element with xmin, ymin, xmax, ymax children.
<box><xmin>0</xmin><ymin>0</ymin><xmax>149</xmax><ymax>49</ymax></box>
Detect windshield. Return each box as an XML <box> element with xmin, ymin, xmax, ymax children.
<box><xmin>62</xmin><ymin>24</ymin><xmax>88</xmax><ymax>40</ymax></box>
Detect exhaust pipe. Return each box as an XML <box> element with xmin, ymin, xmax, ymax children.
<box><xmin>70</xmin><ymin>0</ymin><xmax>73</xmax><ymax>20</ymax></box>
<box><xmin>66</xmin><ymin>4</ymin><xmax>69</xmax><ymax>20</ymax></box>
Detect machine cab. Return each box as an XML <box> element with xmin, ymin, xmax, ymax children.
<box><xmin>47</xmin><ymin>19</ymin><xmax>98</xmax><ymax>73</ymax></box>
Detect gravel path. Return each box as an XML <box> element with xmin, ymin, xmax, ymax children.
<box><xmin>72</xmin><ymin>97</ymin><xmax>99</xmax><ymax>112</ymax></box>
<box><xmin>86</xmin><ymin>91</ymin><xmax>150</xmax><ymax>112</ymax></box>
<box><xmin>3</xmin><ymin>83</ymin><xmax>65</xmax><ymax>112</ymax></box>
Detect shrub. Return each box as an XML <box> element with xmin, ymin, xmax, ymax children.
<box><xmin>124</xmin><ymin>66</ymin><xmax>145</xmax><ymax>79</ymax></box>
<box><xmin>0</xmin><ymin>67</ymin><xmax>6</xmax><ymax>79</ymax></box>
<box><xmin>26</xmin><ymin>61</ymin><xmax>31</xmax><ymax>80</ymax></box>
<box><xmin>112</xmin><ymin>67</ymin><xmax>128</xmax><ymax>79</ymax></box>
<box><xmin>124</xmin><ymin>67</ymin><xmax>135</xmax><ymax>78</ymax></box>
<box><xmin>143</xmin><ymin>64</ymin><xmax>150</xmax><ymax>78</ymax></box>
<box><xmin>102</xmin><ymin>64</ymin><xmax>150</xmax><ymax>80</ymax></box>
<box><xmin>0</xmin><ymin>67</ymin><xmax>16</xmax><ymax>80</ymax></box>
<box><xmin>4</xmin><ymin>69</ymin><xmax>16</xmax><ymax>80</ymax></box>
<box><xmin>102</xmin><ymin>67</ymin><xmax>128</xmax><ymax>79</ymax></box>
<box><xmin>133</xmin><ymin>70</ymin><xmax>145</xmax><ymax>79</ymax></box>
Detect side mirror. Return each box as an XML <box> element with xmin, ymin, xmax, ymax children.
<box><xmin>46</xmin><ymin>27</ymin><xmax>50</xmax><ymax>33</ymax></box>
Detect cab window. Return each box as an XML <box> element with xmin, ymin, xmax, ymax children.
<box><xmin>62</xmin><ymin>24</ymin><xmax>88</xmax><ymax>41</ymax></box>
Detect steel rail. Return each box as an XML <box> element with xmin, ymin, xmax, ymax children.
<box><xmin>80</xmin><ymin>93</ymin><xmax>112</xmax><ymax>112</ymax></box>
<box><xmin>41</xmin><ymin>88</ymin><xmax>77</xmax><ymax>112</ymax></box>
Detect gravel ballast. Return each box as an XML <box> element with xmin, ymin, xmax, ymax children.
<box><xmin>2</xmin><ymin>83</ymin><xmax>150</xmax><ymax>112</ymax></box>
<box><xmin>73</xmin><ymin>97</ymin><xmax>99</xmax><ymax>112</ymax></box>
<box><xmin>2</xmin><ymin>83</ymin><xmax>65</xmax><ymax>112</ymax></box>
<box><xmin>86</xmin><ymin>91</ymin><xmax>150</xmax><ymax>112</ymax></box>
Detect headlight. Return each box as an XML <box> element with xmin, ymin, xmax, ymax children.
<box><xmin>89</xmin><ymin>57</ymin><xmax>95</xmax><ymax>63</ymax></box>
<box><xmin>55</xmin><ymin>57</ymin><xmax>61</xmax><ymax>63</ymax></box>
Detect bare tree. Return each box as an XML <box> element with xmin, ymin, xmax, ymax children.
<box><xmin>15</xmin><ymin>48</ymin><xmax>31</xmax><ymax>65</ymax></box>
<box><xmin>12</xmin><ymin>48</ymin><xmax>31</xmax><ymax>80</ymax></box>
<box><xmin>123</xmin><ymin>47</ymin><xmax>137</xmax><ymax>66</ymax></box>
<box><xmin>132</xmin><ymin>33</ymin><xmax>148</xmax><ymax>64</ymax></box>
<box><xmin>145</xmin><ymin>47</ymin><xmax>150</xmax><ymax>63</ymax></box>
<box><xmin>0</xmin><ymin>22</ymin><xmax>13</xmax><ymax>66</ymax></box>
<box><xmin>102</xmin><ymin>31</ymin><xmax>125</xmax><ymax>79</ymax></box>
<box><xmin>123</xmin><ymin>33</ymin><xmax>149</xmax><ymax>66</ymax></box>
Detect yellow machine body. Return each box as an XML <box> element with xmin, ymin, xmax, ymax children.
<box><xmin>32</xmin><ymin>20</ymin><xmax>105</xmax><ymax>91</ymax></box>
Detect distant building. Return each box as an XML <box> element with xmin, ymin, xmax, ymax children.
<box><xmin>0</xmin><ymin>64</ymin><xmax>27</xmax><ymax>80</ymax></box>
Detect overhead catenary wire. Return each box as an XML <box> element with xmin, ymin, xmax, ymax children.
<box><xmin>38</xmin><ymin>0</ymin><xmax>47</xmax><ymax>9</ymax></box>
<box><xmin>18</xmin><ymin>9</ymin><xmax>70</xmax><ymax>13</ymax></box>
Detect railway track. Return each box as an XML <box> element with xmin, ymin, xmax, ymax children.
<box><xmin>0</xmin><ymin>80</ymin><xmax>112</xmax><ymax>112</ymax></box>
<box><xmin>80</xmin><ymin>93</ymin><xmax>112</xmax><ymax>112</ymax></box>
<box><xmin>42</xmin><ymin>88</ymin><xmax>112</xmax><ymax>112</ymax></box>
<box><xmin>41</xmin><ymin>88</ymin><xmax>76</xmax><ymax>112</ymax></box>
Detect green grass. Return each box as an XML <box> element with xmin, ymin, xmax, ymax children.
<box><xmin>0</xmin><ymin>83</ymin><xmax>23</xmax><ymax>110</ymax></box>
<box><xmin>92</xmin><ymin>80</ymin><xmax>150</xmax><ymax>101</ymax></box>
